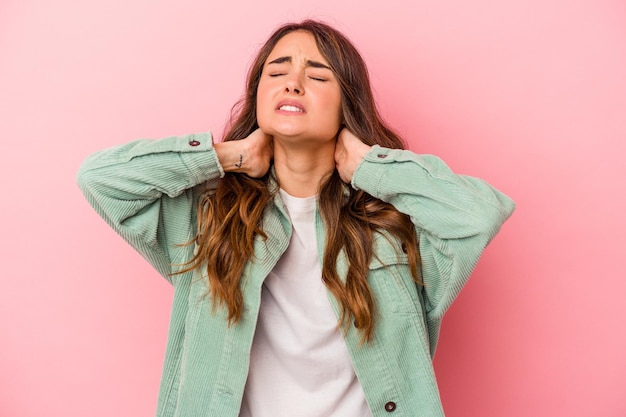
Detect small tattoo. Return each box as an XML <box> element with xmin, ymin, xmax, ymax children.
<box><xmin>235</xmin><ymin>154</ymin><xmax>243</xmax><ymax>168</ymax></box>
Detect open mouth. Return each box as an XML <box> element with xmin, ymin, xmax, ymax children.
<box><xmin>276</xmin><ymin>100</ymin><xmax>306</xmax><ymax>113</ymax></box>
<box><xmin>278</xmin><ymin>105</ymin><xmax>304</xmax><ymax>112</ymax></box>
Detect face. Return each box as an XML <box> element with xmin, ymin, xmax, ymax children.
<box><xmin>256</xmin><ymin>31</ymin><xmax>342</xmax><ymax>143</ymax></box>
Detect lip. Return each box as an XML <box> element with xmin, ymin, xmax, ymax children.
<box><xmin>275</xmin><ymin>100</ymin><xmax>306</xmax><ymax>114</ymax></box>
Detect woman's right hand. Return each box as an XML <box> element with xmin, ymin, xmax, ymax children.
<box><xmin>214</xmin><ymin>128</ymin><xmax>273</xmax><ymax>178</ymax></box>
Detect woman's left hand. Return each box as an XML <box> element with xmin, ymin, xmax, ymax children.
<box><xmin>334</xmin><ymin>128</ymin><xmax>372</xmax><ymax>183</ymax></box>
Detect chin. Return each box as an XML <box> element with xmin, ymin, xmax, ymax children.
<box><xmin>262</xmin><ymin>123</ymin><xmax>305</xmax><ymax>139</ymax></box>
<box><xmin>259</xmin><ymin>119</ymin><xmax>339</xmax><ymax>141</ymax></box>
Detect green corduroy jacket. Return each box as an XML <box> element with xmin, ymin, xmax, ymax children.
<box><xmin>77</xmin><ymin>132</ymin><xmax>515</xmax><ymax>417</ymax></box>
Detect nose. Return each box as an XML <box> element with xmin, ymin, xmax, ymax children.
<box><xmin>284</xmin><ymin>71</ymin><xmax>304</xmax><ymax>95</ymax></box>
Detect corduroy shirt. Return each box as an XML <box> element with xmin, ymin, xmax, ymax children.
<box><xmin>77</xmin><ymin>132</ymin><xmax>515</xmax><ymax>417</ymax></box>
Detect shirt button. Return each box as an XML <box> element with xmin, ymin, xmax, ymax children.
<box><xmin>189</xmin><ymin>140</ymin><xmax>201</xmax><ymax>146</ymax></box>
<box><xmin>384</xmin><ymin>402</ymin><xmax>396</xmax><ymax>412</ymax></box>
<box><xmin>377</xmin><ymin>154</ymin><xmax>388</xmax><ymax>159</ymax></box>
<box><xmin>401</xmin><ymin>243</ymin><xmax>408</xmax><ymax>253</ymax></box>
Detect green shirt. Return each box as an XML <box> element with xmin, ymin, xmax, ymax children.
<box><xmin>77</xmin><ymin>132</ymin><xmax>515</xmax><ymax>417</ymax></box>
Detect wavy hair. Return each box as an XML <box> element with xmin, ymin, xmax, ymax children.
<box><xmin>182</xmin><ymin>20</ymin><xmax>421</xmax><ymax>342</ymax></box>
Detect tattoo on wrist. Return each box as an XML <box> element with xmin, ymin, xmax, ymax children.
<box><xmin>235</xmin><ymin>154</ymin><xmax>243</xmax><ymax>168</ymax></box>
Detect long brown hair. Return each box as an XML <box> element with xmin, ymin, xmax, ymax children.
<box><xmin>182</xmin><ymin>20</ymin><xmax>421</xmax><ymax>342</ymax></box>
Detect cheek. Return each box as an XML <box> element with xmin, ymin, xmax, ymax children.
<box><xmin>323</xmin><ymin>90</ymin><xmax>343</xmax><ymax>126</ymax></box>
<box><xmin>255</xmin><ymin>84</ymin><xmax>271</xmax><ymax>125</ymax></box>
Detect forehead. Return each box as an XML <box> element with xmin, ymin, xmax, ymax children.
<box><xmin>266</xmin><ymin>31</ymin><xmax>327</xmax><ymax>64</ymax></box>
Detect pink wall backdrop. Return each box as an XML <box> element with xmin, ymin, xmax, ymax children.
<box><xmin>2</xmin><ymin>0</ymin><xmax>625</xmax><ymax>416</ymax></box>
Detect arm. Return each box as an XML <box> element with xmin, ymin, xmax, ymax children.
<box><xmin>335</xmin><ymin>129</ymin><xmax>515</xmax><ymax>350</ymax></box>
<box><xmin>76</xmin><ymin>130</ymin><xmax>272</xmax><ymax>283</ymax></box>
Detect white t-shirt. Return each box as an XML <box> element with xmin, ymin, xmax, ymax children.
<box><xmin>240</xmin><ymin>190</ymin><xmax>372</xmax><ymax>417</ymax></box>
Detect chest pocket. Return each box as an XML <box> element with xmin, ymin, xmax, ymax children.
<box><xmin>367</xmin><ymin>235</ymin><xmax>424</xmax><ymax>317</ymax></box>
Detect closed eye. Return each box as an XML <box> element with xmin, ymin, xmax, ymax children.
<box><xmin>309</xmin><ymin>76</ymin><xmax>328</xmax><ymax>82</ymax></box>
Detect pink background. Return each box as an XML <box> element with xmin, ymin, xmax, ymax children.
<box><xmin>2</xmin><ymin>0</ymin><xmax>625</xmax><ymax>416</ymax></box>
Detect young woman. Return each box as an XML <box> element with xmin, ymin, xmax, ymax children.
<box><xmin>78</xmin><ymin>20</ymin><xmax>514</xmax><ymax>417</ymax></box>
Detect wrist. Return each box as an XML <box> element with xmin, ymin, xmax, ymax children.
<box><xmin>214</xmin><ymin>141</ymin><xmax>246</xmax><ymax>173</ymax></box>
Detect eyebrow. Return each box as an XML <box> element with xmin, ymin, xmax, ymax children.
<box><xmin>267</xmin><ymin>56</ymin><xmax>332</xmax><ymax>70</ymax></box>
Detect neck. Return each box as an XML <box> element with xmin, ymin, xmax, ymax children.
<box><xmin>273</xmin><ymin>138</ymin><xmax>336</xmax><ymax>198</ymax></box>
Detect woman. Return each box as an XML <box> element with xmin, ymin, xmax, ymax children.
<box><xmin>78</xmin><ymin>20</ymin><xmax>514</xmax><ymax>417</ymax></box>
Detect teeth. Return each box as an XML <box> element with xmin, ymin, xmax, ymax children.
<box><xmin>279</xmin><ymin>105</ymin><xmax>303</xmax><ymax>112</ymax></box>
